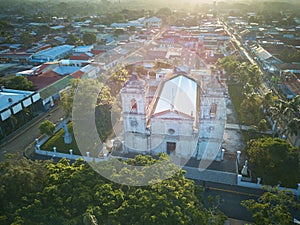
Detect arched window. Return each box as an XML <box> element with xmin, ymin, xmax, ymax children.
<box><xmin>130</xmin><ymin>98</ymin><xmax>137</xmax><ymax>113</ymax></box>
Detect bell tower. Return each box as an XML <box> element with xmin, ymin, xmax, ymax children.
<box><xmin>121</xmin><ymin>74</ymin><xmax>147</xmax><ymax>134</ymax></box>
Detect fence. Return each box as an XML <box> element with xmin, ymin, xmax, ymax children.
<box><xmin>35</xmin><ymin>149</ymin><xmax>107</xmax><ymax>163</ymax></box>
<box><xmin>237</xmin><ymin>174</ymin><xmax>300</xmax><ymax>196</ymax></box>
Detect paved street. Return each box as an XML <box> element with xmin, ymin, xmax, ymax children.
<box><xmin>194</xmin><ymin>180</ymin><xmax>263</xmax><ymax>222</ymax></box>
<box><xmin>193</xmin><ymin>179</ymin><xmax>300</xmax><ymax>223</ymax></box>
<box><xmin>0</xmin><ymin>107</ymin><xmax>65</xmax><ymax>161</ymax></box>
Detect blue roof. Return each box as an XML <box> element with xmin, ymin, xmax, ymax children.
<box><xmin>146</xmin><ymin>17</ymin><xmax>162</xmax><ymax>22</ymax></box>
<box><xmin>73</xmin><ymin>45</ymin><xmax>93</xmax><ymax>52</ymax></box>
<box><xmin>53</xmin><ymin>66</ymin><xmax>81</xmax><ymax>75</ymax></box>
<box><xmin>32</xmin><ymin>45</ymin><xmax>74</xmax><ymax>61</ymax></box>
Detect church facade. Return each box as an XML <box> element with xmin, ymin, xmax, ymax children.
<box><xmin>120</xmin><ymin>67</ymin><xmax>226</xmax><ymax>162</ymax></box>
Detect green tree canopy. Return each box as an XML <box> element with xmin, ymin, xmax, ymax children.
<box><xmin>0</xmin><ymin>155</ymin><xmax>227</xmax><ymax>225</ymax></box>
<box><xmin>247</xmin><ymin>137</ymin><xmax>300</xmax><ymax>187</ymax></box>
<box><xmin>60</xmin><ymin>78</ymin><xmax>81</xmax><ymax>118</ymax></box>
<box><xmin>39</xmin><ymin>120</ymin><xmax>55</xmax><ymax>136</ymax></box>
<box><xmin>105</xmin><ymin>65</ymin><xmax>129</xmax><ymax>97</ymax></box>
<box><xmin>218</xmin><ymin>56</ymin><xmax>262</xmax><ymax>88</ymax></box>
<box><xmin>0</xmin><ymin>76</ymin><xmax>35</xmax><ymax>91</ymax></box>
<box><xmin>113</xmin><ymin>28</ymin><xmax>125</xmax><ymax>37</ymax></box>
<box><xmin>82</xmin><ymin>33</ymin><xmax>97</xmax><ymax>45</ymax></box>
<box><xmin>241</xmin><ymin>92</ymin><xmax>263</xmax><ymax>124</ymax></box>
<box><xmin>241</xmin><ymin>188</ymin><xmax>299</xmax><ymax>225</ymax></box>
<box><xmin>0</xmin><ymin>156</ymin><xmax>49</xmax><ymax>225</ymax></box>
<box><xmin>20</xmin><ymin>31</ymin><xmax>35</xmax><ymax>48</ymax></box>
<box><xmin>66</xmin><ymin>34</ymin><xmax>80</xmax><ymax>45</ymax></box>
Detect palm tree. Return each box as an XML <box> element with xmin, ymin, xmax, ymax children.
<box><xmin>279</xmin><ymin>95</ymin><xmax>300</xmax><ymax>140</ymax></box>
<box><xmin>268</xmin><ymin>101</ymin><xmax>285</xmax><ymax>138</ymax></box>
<box><xmin>286</xmin><ymin>118</ymin><xmax>300</xmax><ymax>147</ymax></box>
<box><xmin>268</xmin><ymin>95</ymin><xmax>300</xmax><ymax>139</ymax></box>
<box><xmin>262</xmin><ymin>90</ymin><xmax>276</xmax><ymax>114</ymax></box>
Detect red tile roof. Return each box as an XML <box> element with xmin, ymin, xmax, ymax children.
<box><xmin>70</xmin><ymin>54</ymin><xmax>91</xmax><ymax>60</ymax></box>
<box><xmin>28</xmin><ymin>70</ymin><xmax>62</xmax><ymax>90</ymax></box>
<box><xmin>91</xmin><ymin>49</ymin><xmax>105</xmax><ymax>55</ymax></box>
<box><xmin>71</xmin><ymin>70</ymin><xmax>85</xmax><ymax>79</ymax></box>
<box><xmin>35</xmin><ymin>62</ymin><xmax>59</xmax><ymax>74</ymax></box>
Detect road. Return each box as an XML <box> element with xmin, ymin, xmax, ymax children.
<box><xmin>220</xmin><ymin>19</ymin><xmax>270</xmax><ymax>96</ymax></box>
<box><xmin>0</xmin><ymin>107</ymin><xmax>65</xmax><ymax>161</ymax></box>
<box><xmin>194</xmin><ymin>180</ymin><xmax>263</xmax><ymax>222</ymax></box>
<box><xmin>221</xmin><ymin>20</ymin><xmax>255</xmax><ymax>65</ymax></box>
<box><xmin>194</xmin><ymin>179</ymin><xmax>300</xmax><ymax>223</ymax></box>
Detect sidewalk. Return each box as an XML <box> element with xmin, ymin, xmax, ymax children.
<box><xmin>184</xmin><ymin>166</ymin><xmax>237</xmax><ymax>185</ymax></box>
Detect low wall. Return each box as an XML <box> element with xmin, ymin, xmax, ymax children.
<box><xmin>35</xmin><ymin>149</ymin><xmax>107</xmax><ymax>163</ymax></box>
<box><xmin>237</xmin><ymin>174</ymin><xmax>300</xmax><ymax>196</ymax></box>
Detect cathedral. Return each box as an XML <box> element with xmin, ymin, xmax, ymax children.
<box><xmin>120</xmin><ymin>67</ymin><xmax>226</xmax><ymax>162</ymax></box>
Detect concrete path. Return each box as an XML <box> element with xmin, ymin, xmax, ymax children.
<box><xmin>183</xmin><ymin>166</ymin><xmax>237</xmax><ymax>185</ymax></box>
<box><xmin>226</xmin><ymin>123</ymin><xmax>272</xmax><ymax>134</ymax></box>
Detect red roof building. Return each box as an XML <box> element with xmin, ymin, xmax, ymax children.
<box><xmin>28</xmin><ymin>70</ymin><xmax>62</xmax><ymax>90</ymax></box>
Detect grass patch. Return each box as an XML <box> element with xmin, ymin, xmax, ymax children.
<box><xmin>228</xmin><ymin>83</ymin><xmax>244</xmax><ymax>123</ymax></box>
<box><xmin>228</xmin><ymin>83</ymin><xmax>264</xmax><ymax>125</ymax></box>
<box><xmin>41</xmin><ymin>122</ymin><xmax>81</xmax><ymax>155</ymax></box>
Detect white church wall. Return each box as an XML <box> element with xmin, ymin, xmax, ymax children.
<box><xmin>124</xmin><ymin>132</ymin><xmax>148</xmax><ymax>152</ymax></box>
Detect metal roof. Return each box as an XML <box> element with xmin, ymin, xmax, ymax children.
<box><xmin>0</xmin><ymin>89</ymin><xmax>34</xmax><ymax>112</ymax></box>
<box><xmin>153</xmin><ymin>75</ymin><xmax>200</xmax><ymax>122</ymax></box>
<box><xmin>39</xmin><ymin>75</ymin><xmax>72</xmax><ymax>99</ymax></box>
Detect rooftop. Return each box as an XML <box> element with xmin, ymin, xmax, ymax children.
<box><xmin>0</xmin><ymin>88</ymin><xmax>35</xmax><ymax>112</ymax></box>
<box><xmin>152</xmin><ymin>75</ymin><xmax>200</xmax><ymax>125</ymax></box>
<box><xmin>39</xmin><ymin>75</ymin><xmax>72</xmax><ymax>99</ymax></box>
<box><xmin>252</xmin><ymin>46</ymin><xmax>272</xmax><ymax>60</ymax></box>
<box><xmin>53</xmin><ymin>66</ymin><xmax>81</xmax><ymax>75</ymax></box>
<box><xmin>27</xmin><ymin>70</ymin><xmax>62</xmax><ymax>90</ymax></box>
<box><xmin>31</xmin><ymin>45</ymin><xmax>74</xmax><ymax>60</ymax></box>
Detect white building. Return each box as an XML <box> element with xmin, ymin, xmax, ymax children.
<box><xmin>119</xmin><ymin>68</ymin><xmax>226</xmax><ymax>162</ymax></box>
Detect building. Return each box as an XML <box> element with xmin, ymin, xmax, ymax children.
<box><xmin>0</xmin><ymin>88</ymin><xmax>43</xmax><ymax>139</ymax></box>
<box><xmin>30</xmin><ymin>45</ymin><xmax>74</xmax><ymax>64</ymax></box>
<box><xmin>119</xmin><ymin>67</ymin><xmax>226</xmax><ymax>162</ymax></box>
<box><xmin>251</xmin><ymin>45</ymin><xmax>282</xmax><ymax>72</ymax></box>
<box><xmin>145</xmin><ymin>17</ymin><xmax>162</xmax><ymax>28</ymax></box>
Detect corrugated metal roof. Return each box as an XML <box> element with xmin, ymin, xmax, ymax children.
<box><xmin>32</xmin><ymin>45</ymin><xmax>74</xmax><ymax>60</ymax></box>
<box><xmin>39</xmin><ymin>75</ymin><xmax>72</xmax><ymax>99</ymax></box>
<box><xmin>153</xmin><ymin>75</ymin><xmax>199</xmax><ymax>119</ymax></box>
<box><xmin>53</xmin><ymin>66</ymin><xmax>81</xmax><ymax>75</ymax></box>
<box><xmin>253</xmin><ymin>46</ymin><xmax>272</xmax><ymax>60</ymax></box>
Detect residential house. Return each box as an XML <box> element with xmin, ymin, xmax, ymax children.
<box><xmin>275</xmin><ymin>63</ymin><xmax>300</xmax><ymax>76</ymax></box>
<box><xmin>251</xmin><ymin>45</ymin><xmax>283</xmax><ymax>72</ymax></box>
<box><xmin>97</xmin><ymin>34</ymin><xmax>114</xmax><ymax>45</ymax></box>
<box><xmin>239</xmin><ymin>29</ymin><xmax>257</xmax><ymax>43</ymax></box>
